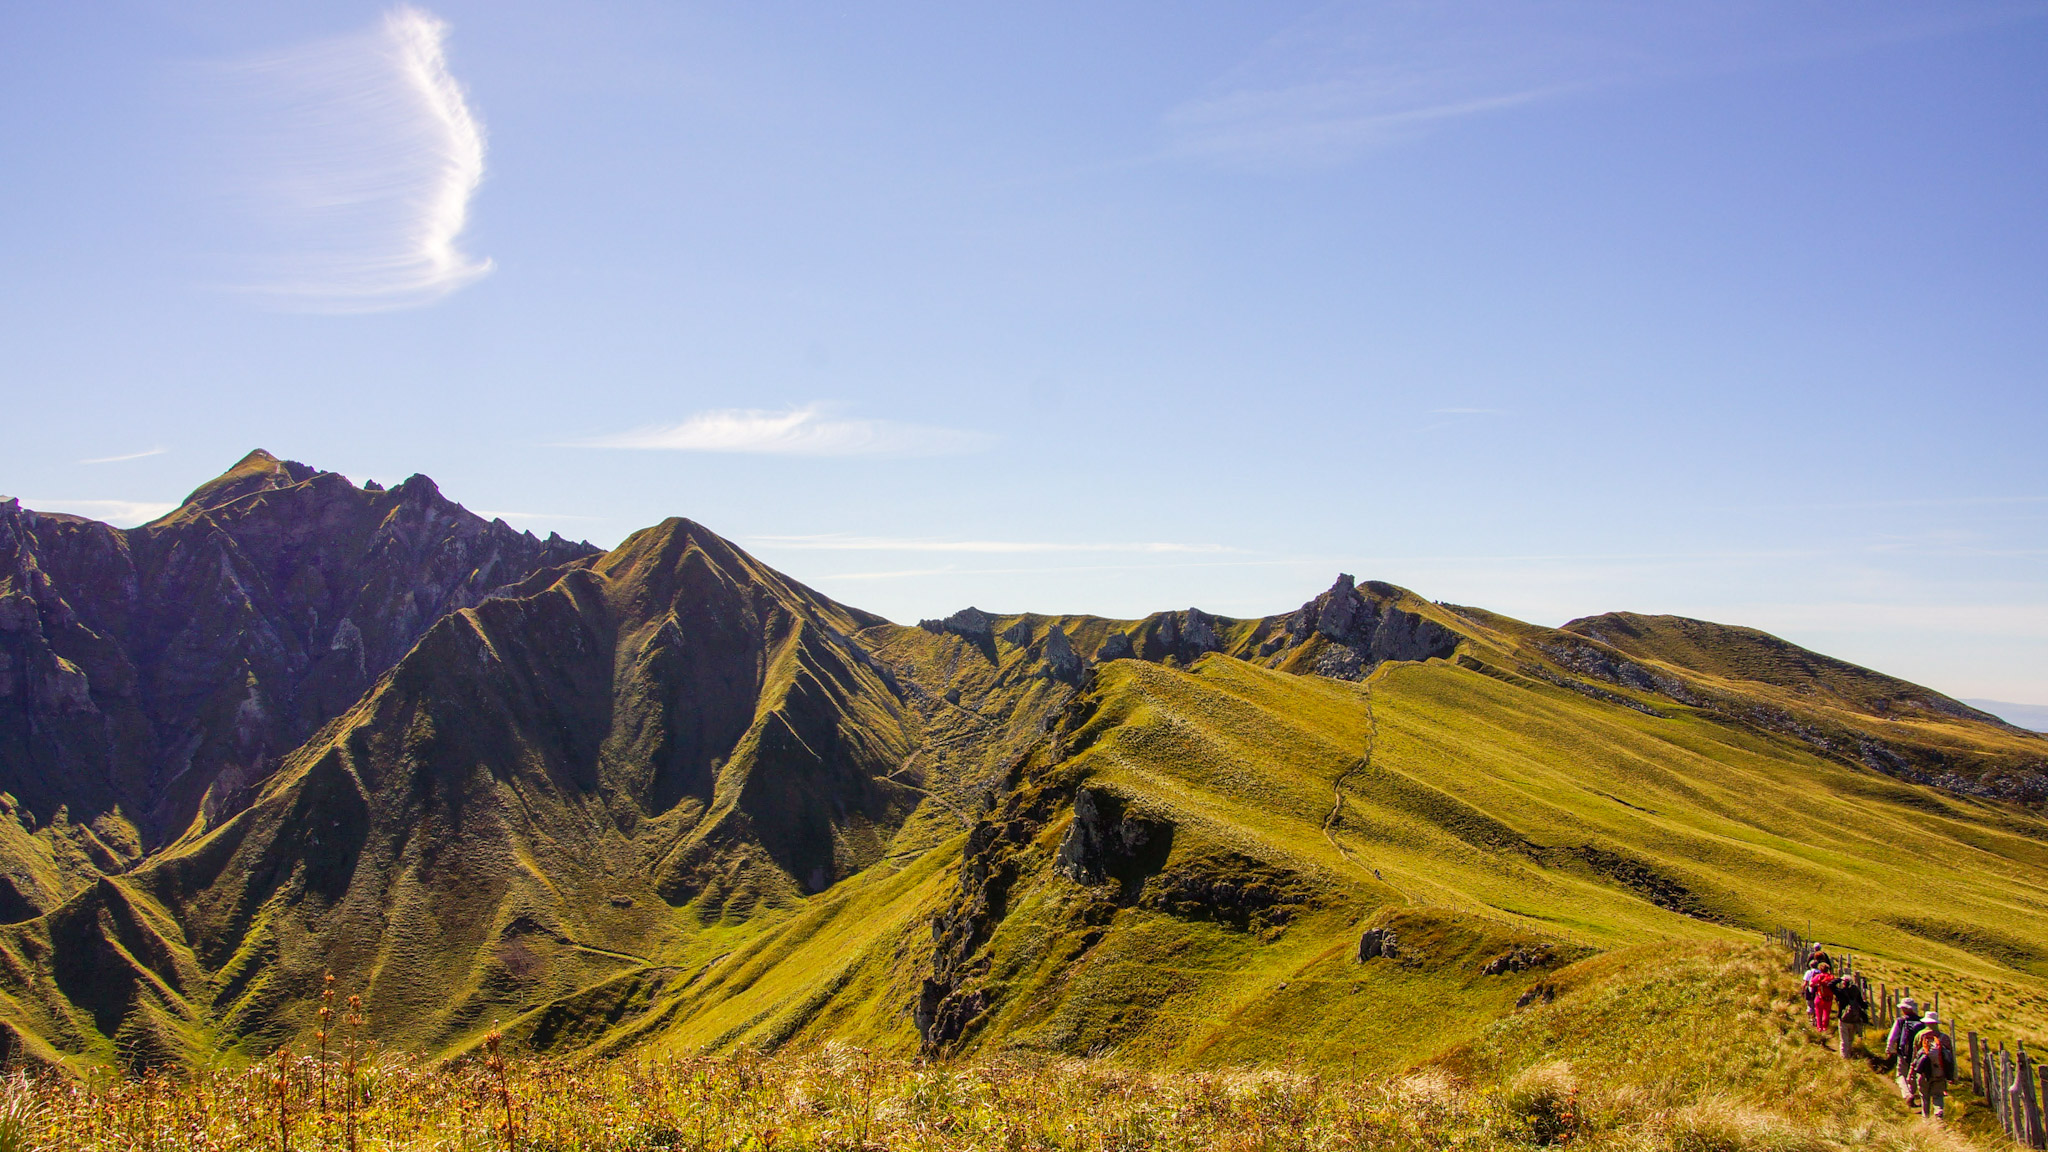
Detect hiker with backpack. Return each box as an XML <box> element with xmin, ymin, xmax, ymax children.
<box><xmin>1912</xmin><ymin>1011</ymin><xmax>1956</xmax><ymax>1119</ymax></box>
<box><xmin>1833</xmin><ymin>975</ymin><xmax>1868</xmax><ymax>1058</ymax></box>
<box><xmin>1804</xmin><ymin>962</ymin><xmax>1835</xmax><ymax>1032</ymax></box>
<box><xmin>1885</xmin><ymin>999</ymin><xmax>1925</xmax><ymax>1103</ymax></box>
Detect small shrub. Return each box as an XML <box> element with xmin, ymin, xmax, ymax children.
<box><xmin>1501</xmin><ymin>1060</ymin><xmax>1583</xmax><ymax>1145</ymax></box>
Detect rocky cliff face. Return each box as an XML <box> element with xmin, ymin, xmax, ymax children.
<box><xmin>1239</xmin><ymin>574</ymin><xmax>1464</xmax><ymax>679</ymax></box>
<box><xmin>0</xmin><ymin>513</ymin><xmax>931</xmax><ymax>1063</ymax></box>
<box><xmin>0</xmin><ymin>451</ymin><xmax>596</xmax><ymax>882</ymax></box>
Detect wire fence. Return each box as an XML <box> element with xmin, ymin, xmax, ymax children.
<box><xmin>1773</xmin><ymin>927</ymin><xmax>2046</xmax><ymax>1147</ymax></box>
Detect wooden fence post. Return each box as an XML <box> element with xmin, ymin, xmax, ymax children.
<box><xmin>2039</xmin><ymin>1066</ymin><xmax>2048</xmax><ymax>1150</ymax></box>
<box><xmin>1970</xmin><ymin>1032</ymin><xmax>1982</xmax><ymax>1098</ymax></box>
<box><xmin>2010</xmin><ymin>1056</ymin><xmax>2020</xmax><ymax>1141</ymax></box>
<box><xmin>2008</xmin><ymin>1050</ymin><xmax>2019</xmax><ymax>1138</ymax></box>
<box><xmin>2013</xmin><ymin>1047</ymin><xmax>2022</xmax><ymax>1143</ymax></box>
<box><xmin>1993</xmin><ymin>1048</ymin><xmax>2003</xmax><ymax>1132</ymax></box>
<box><xmin>2005</xmin><ymin>1048</ymin><xmax>2018</xmax><ymax>1140</ymax></box>
<box><xmin>1999</xmin><ymin>1047</ymin><xmax>2011</xmax><ymax>1138</ymax></box>
<box><xmin>2025</xmin><ymin>1047</ymin><xmax>2046</xmax><ymax>1150</ymax></box>
<box><xmin>2019</xmin><ymin>1046</ymin><xmax>2036</xmax><ymax>1146</ymax></box>
<box><xmin>2016</xmin><ymin>1047</ymin><xmax>2026</xmax><ymax>1144</ymax></box>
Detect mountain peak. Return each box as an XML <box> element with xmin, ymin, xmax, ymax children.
<box><xmin>393</xmin><ymin>472</ymin><xmax>441</xmax><ymax>501</ymax></box>
<box><xmin>180</xmin><ymin>449</ymin><xmax>318</xmax><ymax>511</ymax></box>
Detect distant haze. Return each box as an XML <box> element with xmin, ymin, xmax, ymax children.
<box><xmin>1964</xmin><ymin>700</ymin><xmax>2048</xmax><ymax>733</ymax></box>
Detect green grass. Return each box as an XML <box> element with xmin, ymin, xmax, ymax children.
<box><xmin>0</xmin><ymin>941</ymin><xmax>1998</xmax><ymax>1151</ymax></box>
<box><xmin>748</xmin><ymin>649</ymin><xmax>2048</xmax><ymax>1071</ymax></box>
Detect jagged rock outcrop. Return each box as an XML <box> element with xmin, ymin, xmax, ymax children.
<box><xmin>1267</xmin><ymin>575</ymin><xmax>1463</xmax><ymax>680</ymax></box>
<box><xmin>999</xmin><ymin>617</ymin><xmax>1034</xmax><ymax>647</ymax></box>
<box><xmin>1041</xmin><ymin>625</ymin><xmax>1082</xmax><ymax>682</ymax></box>
<box><xmin>917</xmin><ymin>763</ymin><xmax>1060</xmax><ymax>1054</ymax></box>
<box><xmin>920</xmin><ymin>607</ymin><xmax>994</xmax><ymax>643</ymax></box>
<box><xmin>1537</xmin><ymin>638</ymin><xmax>1696</xmax><ymax>703</ymax></box>
<box><xmin>1095</xmin><ymin>631</ymin><xmax>1135</xmax><ymax>662</ymax></box>
<box><xmin>1479</xmin><ymin>945</ymin><xmax>1556</xmax><ymax>976</ymax></box>
<box><xmin>1052</xmin><ymin>786</ymin><xmax>1171</xmax><ymax>888</ymax></box>
<box><xmin>0</xmin><ymin>452</ymin><xmax>596</xmax><ymax>868</ymax></box>
<box><xmin>1131</xmin><ymin>608</ymin><xmax>1224</xmax><ymax>664</ymax></box>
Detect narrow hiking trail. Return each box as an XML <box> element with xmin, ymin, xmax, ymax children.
<box><xmin>1324</xmin><ymin>672</ymin><xmax>1413</xmax><ymax>905</ymax></box>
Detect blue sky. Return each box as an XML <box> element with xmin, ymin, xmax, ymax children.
<box><xmin>3</xmin><ymin>1</ymin><xmax>2046</xmax><ymax>706</ymax></box>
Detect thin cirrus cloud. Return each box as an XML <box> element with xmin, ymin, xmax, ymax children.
<box><xmin>748</xmin><ymin>534</ymin><xmax>1239</xmax><ymax>555</ymax></box>
<box><xmin>78</xmin><ymin>447</ymin><xmax>168</xmax><ymax>465</ymax></box>
<box><xmin>195</xmin><ymin>6</ymin><xmax>490</xmax><ymax>311</ymax></box>
<box><xmin>577</xmin><ymin>406</ymin><xmax>993</xmax><ymax>457</ymax></box>
<box><xmin>1163</xmin><ymin>0</ymin><xmax>2046</xmax><ymax>167</ymax></box>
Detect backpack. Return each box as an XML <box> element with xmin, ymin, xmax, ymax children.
<box><xmin>1914</xmin><ymin>1029</ymin><xmax>1955</xmax><ymax>1079</ymax></box>
<box><xmin>1892</xmin><ymin>1019</ymin><xmax>1924</xmax><ymax>1061</ymax></box>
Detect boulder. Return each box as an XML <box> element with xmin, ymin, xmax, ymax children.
<box><xmin>1358</xmin><ymin>927</ymin><xmax>1400</xmax><ymax>961</ymax></box>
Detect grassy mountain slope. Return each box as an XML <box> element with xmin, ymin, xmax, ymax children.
<box><xmin>457</xmin><ymin>595</ymin><xmax>2048</xmax><ymax>1074</ymax></box>
<box><xmin>1552</xmin><ymin>612</ymin><xmax>2048</xmax><ymax>801</ymax></box>
<box><xmin>1</xmin><ymin>456</ymin><xmax>2045</xmax><ymax>1082</ymax></box>
<box><xmin>889</xmin><ymin>647</ymin><xmax>2048</xmax><ymax>1070</ymax></box>
<box><xmin>0</xmin><ymin>514</ymin><xmax>950</xmax><ymax>1062</ymax></box>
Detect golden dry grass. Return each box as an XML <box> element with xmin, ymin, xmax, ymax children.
<box><xmin>0</xmin><ymin>943</ymin><xmax>2001</xmax><ymax>1152</ymax></box>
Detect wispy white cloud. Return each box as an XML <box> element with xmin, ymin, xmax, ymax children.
<box><xmin>749</xmin><ymin>534</ymin><xmax>1236</xmax><ymax>555</ymax></box>
<box><xmin>578</xmin><ymin>406</ymin><xmax>992</xmax><ymax>457</ymax></box>
<box><xmin>821</xmin><ymin>560</ymin><xmax>1305</xmax><ymax>581</ymax></box>
<box><xmin>23</xmin><ymin>499</ymin><xmax>179</xmax><ymax>526</ymax></box>
<box><xmin>78</xmin><ymin>447</ymin><xmax>168</xmax><ymax>465</ymax></box>
<box><xmin>1165</xmin><ymin>0</ymin><xmax>2047</xmax><ymax>167</ymax></box>
<box><xmin>199</xmin><ymin>6</ymin><xmax>490</xmax><ymax>311</ymax></box>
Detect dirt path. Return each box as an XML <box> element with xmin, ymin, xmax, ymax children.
<box><xmin>1323</xmin><ymin>672</ymin><xmax>1413</xmax><ymax>905</ymax></box>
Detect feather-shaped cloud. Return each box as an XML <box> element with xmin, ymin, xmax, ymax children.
<box><xmin>203</xmin><ymin>7</ymin><xmax>490</xmax><ymax>311</ymax></box>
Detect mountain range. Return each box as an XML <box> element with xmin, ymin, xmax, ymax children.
<box><xmin>1</xmin><ymin>451</ymin><xmax>2044</xmax><ymax>1070</ymax></box>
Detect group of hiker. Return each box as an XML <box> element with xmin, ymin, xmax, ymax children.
<box><xmin>1804</xmin><ymin>946</ymin><xmax>1957</xmax><ymax>1120</ymax></box>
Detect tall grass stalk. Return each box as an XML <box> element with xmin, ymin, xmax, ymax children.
<box><xmin>0</xmin><ymin>1043</ymin><xmax>1979</xmax><ymax>1152</ymax></box>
